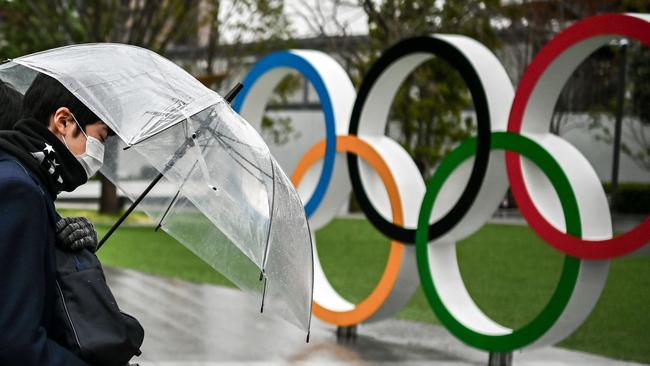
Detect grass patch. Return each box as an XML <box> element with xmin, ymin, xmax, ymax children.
<box><xmin>96</xmin><ymin>226</ymin><xmax>233</xmax><ymax>286</ymax></box>
<box><xmin>94</xmin><ymin>217</ymin><xmax>650</xmax><ymax>363</ymax></box>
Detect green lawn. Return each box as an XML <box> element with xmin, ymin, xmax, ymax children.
<box><xmin>89</xmin><ymin>215</ymin><xmax>650</xmax><ymax>364</ymax></box>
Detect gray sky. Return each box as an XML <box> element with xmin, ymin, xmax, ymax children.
<box><xmin>285</xmin><ymin>0</ymin><xmax>369</xmax><ymax>38</ymax></box>
<box><xmin>216</xmin><ymin>0</ymin><xmax>369</xmax><ymax>43</ymax></box>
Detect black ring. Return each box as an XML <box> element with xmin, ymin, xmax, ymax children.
<box><xmin>347</xmin><ymin>36</ymin><xmax>492</xmax><ymax>244</ymax></box>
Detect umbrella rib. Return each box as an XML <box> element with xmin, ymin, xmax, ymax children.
<box><xmin>155</xmin><ymin>189</ymin><xmax>181</xmax><ymax>232</ymax></box>
<box><xmin>305</xmin><ymin>218</ymin><xmax>315</xmax><ymax>343</ymax></box>
<box><xmin>213</xmin><ymin>136</ymin><xmax>267</xmax><ymax>185</ymax></box>
<box><xmin>259</xmin><ymin>155</ymin><xmax>276</xmax><ymax>314</ymax></box>
<box><xmin>215</xmin><ymin>134</ymin><xmax>273</xmax><ymax>179</ymax></box>
<box><xmin>215</xmin><ymin>132</ymin><xmax>262</xmax><ymax>150</ymax></box>
<box><xmin>260</xmin><ymin>276</ymin><xmax>268</xmax><ymax>314</ymax></box>
<box><xmin>261</xmin><ymin>156</ymin><xmax>276</xmax><ymax>271</ymax></box>
<box><xmin>208</xmin><ymin>129</ymin><xmax>273</xmax><ymax>181</ymax></box>
<box><xmin>126</xmin><ymin>94</ymin><xmax>193</xmax><ymax>148</ymax></box>
<box><xmin>123</xmin><ymin>118</ymin><xmax>185</xmax><ymax>150</ymax></box>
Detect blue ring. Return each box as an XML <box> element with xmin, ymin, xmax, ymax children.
<box><xmin>232</xmin><ymin>51</ymin><xmax>337</xmax><ymax>217</ymax></box>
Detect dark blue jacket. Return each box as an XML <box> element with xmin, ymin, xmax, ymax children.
<box><xmin>0</xmin><ymin>149</ymin><xmax>87</xmax><ymax>365</ymax></box>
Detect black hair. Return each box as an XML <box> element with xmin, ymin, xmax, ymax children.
<box><xmin>0</xmin><ymin>80</ymin><xmax>23</xmax><ymax>130</ymax></box>
<box><xmin>22</xmin><ymin>73</ymin><xmax>101</xmax><ymax>136</ymax></box>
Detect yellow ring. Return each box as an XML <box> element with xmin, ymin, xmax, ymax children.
<box><xmin>291</xmin><ymin>135</ymin><xmax>405</xmax><ymax>326</ymax></box>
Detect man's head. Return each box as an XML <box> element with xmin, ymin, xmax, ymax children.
<box><xmin>22</xmin><ymin>73</ymin><xmax>110</xmax><ymax>156</ymax></box>
<box><xmin>22</xmin><ymin>73</ymin><xmax>111</xmax><ymax>177</ymax></box>
<box><xmin>0</xmin><ymin>80</ymin><xmax>23</xmax><ymax>130</ymax></box>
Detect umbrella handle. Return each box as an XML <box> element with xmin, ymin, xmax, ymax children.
<box><xmin>97</xmin><ymin>82</ymin><xmax>245</xmax><ymax>250</ymax></box>
<box><xmin>224</xmin><ymin>82</ymin><xmax>243</xmax><ymax>103</ymax></box>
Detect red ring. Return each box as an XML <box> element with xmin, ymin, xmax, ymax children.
<box><xmin>506</xmin><ymin>13</ymin><xmax>650</xmax><ymax>259</ymax></box>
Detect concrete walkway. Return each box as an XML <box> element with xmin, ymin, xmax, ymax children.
<box><xmin>105</xmin><ymin>267</ymin><xmax>647</xmax><ymax>366</ymax></box>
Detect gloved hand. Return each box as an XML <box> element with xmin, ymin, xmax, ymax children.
<box><xmin>55</xmin><ymin>217</ymin><xmax>98</xmax><ymax>252</ymax></box>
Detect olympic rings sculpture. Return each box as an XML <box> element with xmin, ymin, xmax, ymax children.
<box><xmin>233</xmin><ymin>13</ymin><xmax>650</xmax><ymax>352</ymax></box>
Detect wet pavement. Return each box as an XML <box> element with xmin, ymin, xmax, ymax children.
<box><xmin>105</xmin><ymin>267</ymin><xmax>647</xmax><ymax>366</ymax></box>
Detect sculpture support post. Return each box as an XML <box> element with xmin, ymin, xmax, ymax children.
<box><xmin>488</xmin><ymin>352</ymin><xmax>512</xmax><ymax>366</ymax></box>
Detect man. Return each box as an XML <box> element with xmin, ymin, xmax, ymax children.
<box><xmin>1</xmin><ymin>77</ymin><xmax>103</xmax><ymax>251</ymax></box>
<box><xmin>0</xmin><ymin>73</ymin><xmax>108</xmax><ymax>365</ymax></box>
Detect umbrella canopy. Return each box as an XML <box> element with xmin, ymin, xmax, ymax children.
<box><xmin>0</xmin><ymin>43</ymin><xmax>313</xmax><ymax>334</ymax></box>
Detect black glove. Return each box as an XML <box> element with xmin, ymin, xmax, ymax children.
<box><xmin>55</xmin><ymin>217</ymin><xmax>98</xmax><ymax>252</ymax></box>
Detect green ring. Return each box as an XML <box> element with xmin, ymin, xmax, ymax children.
<box><xmin>415</xmin><ymin>132</ymin><xmax>581</xmax><ymax>351</ymax></box>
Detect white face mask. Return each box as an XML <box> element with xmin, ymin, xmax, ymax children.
<box><xmin>68</xmin><ymin>114</ymin><xmax>105</xmax><ymax>178</ymax></box>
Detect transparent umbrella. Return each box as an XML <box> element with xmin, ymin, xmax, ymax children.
<box><xmin>0</xmin><ymin>43</ymin><xmax>313</xmax><ymax>337</ymax></box>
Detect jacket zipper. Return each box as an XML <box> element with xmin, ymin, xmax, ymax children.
<box><xmin>55</xmin><ymin>280</ymin><xmax>82</xmax><ymax>350</ymax></box>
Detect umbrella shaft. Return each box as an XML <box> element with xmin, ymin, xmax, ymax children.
<box><xmin>97</xmin><ymin>172</ymin><xmax>164</xmax><ymax>249</ymax></box>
